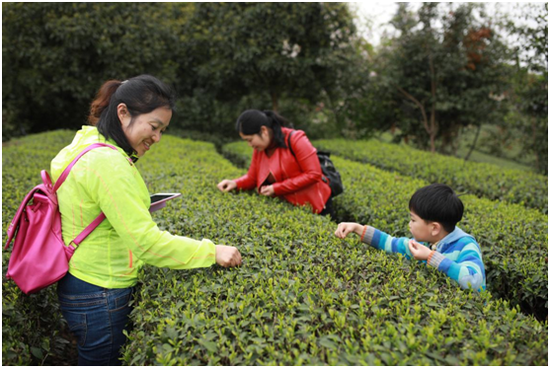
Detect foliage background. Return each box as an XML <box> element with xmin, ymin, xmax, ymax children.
<box><xmin>3</xmin><ymin>2</ymin><xmax>547</xmax><ymax>173</ymax></box>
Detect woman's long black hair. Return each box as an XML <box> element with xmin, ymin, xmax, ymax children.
<box><xmin>235</xmin><ymin>110</ymin><xmax>290</xmax><ymax>148</ymax></box>
<box><xmin>88</xmin><ymin>74</ymin><xmax>176</xmax><ymax>159</ymax></box>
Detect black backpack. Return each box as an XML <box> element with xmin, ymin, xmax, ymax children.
<box><xmin>287</xmin><ymin>131</ymin><xmax>344</xmax><ymax>197</ymax></box>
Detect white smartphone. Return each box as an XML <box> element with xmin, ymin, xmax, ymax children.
<box><xmin>149</xmin><ymin>193</ymin><xmax>182</xmax><ymax>212</ymax></box>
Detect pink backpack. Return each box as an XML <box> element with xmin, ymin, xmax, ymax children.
<box><xmin>4</xmin><ymin>143</ymin><xmax>117</xmax><ymax>294</ymax></box>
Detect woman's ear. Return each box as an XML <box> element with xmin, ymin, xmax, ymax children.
<box><xmin>260</xmin><ymin>125</ymin><xmax>269</xmax><ymax>138</ymax></box>
<box><xmin>117</xmin><ymin>103</ymin><xmax>130</xmax><ymax>127</ymax></box>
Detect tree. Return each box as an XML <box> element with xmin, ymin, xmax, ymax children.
<box><xmin>506</xmin><ymin>3</ymin><xmax>548</xmax><ymax>174</ymax></box>
<box><xmin>3</xmin><ymin>3</ymin><xmax>367</xmax><ymax>143</ymax></box>
<box><xmin>181</xmin><ymin>3</ymin><xmax>358</xmax><ymax>111</ymax></box>
<box><xmin>170</xmin><ymin>2</ymin><xmax>362</xmax><ymax>140</ymax></box>
<box><xmin>2</xmin><ymin>3</ymin><xmax>181</xmax><ymax>140</ymax></box>
<box><xmin>369</xmin><ymin>3</ymin><xmax>511</xmax><ymax>153</ymax></box>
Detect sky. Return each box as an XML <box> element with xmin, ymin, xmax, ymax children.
<box><xmin>350</xmin><ymin>2</ymin><xmax>546</xmax><ymax>47</ymax></box>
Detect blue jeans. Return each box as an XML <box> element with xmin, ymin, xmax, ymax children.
<box><xmin>57</xmin><ymin>273</ymin><xmax>134</xmax><ymax>366</ymax></box>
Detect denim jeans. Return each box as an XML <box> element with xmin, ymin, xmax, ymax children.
<box><xmin>57</xmin><ymin>273</ymin><xmax>134</xmax><ymax>366</ymax></box>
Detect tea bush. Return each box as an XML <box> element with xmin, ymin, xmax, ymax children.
<box><xmin>121</xmin><ymin>136</ymin><xmax>547</xmax><ymax>365</ymax></box>
<box><xmin>330</xmin><ymin>156</ymin><xmax>548</xmax><ymax>321</ymax></box>
<box><xmin>222</xmin><ymin>141</ymin><xmax>548</xmax><ymax>320</ymax></box>
<box><xmin>313</xmin><ymin>139</ymin><xmax>548</xmax><ymax>213</ymax></box>
<box><xmin>2</xmin><ymin>132</ymin><xmax>548</xmax><ymax>366</ymax></box>
<box><xmin>2</xmin><ymin>130</ymin><xmax>78</xmax><ymax>365</ymax></box>
<box><xmin>221</xmin><ymin>141</ymin><xmax>255</xmax><ymax>168</ymax></box>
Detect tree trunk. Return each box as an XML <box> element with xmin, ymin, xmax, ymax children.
<box><xmin>428</xmin><ymin>54</ymin><xmax>437</xmax><ymax>153</ymax></box>
<box><xmin>396</xmin><ymin>86</ymin><xmax>436</xmax><ymax>151</ymax></box>
<box><xmin>323</xmin><ymin>88</ymin><xmax>344</xmax><ymax>136</ymax></box>
<box><xmin>464</xmin><ymin>124</ymin><xmax>481</xmax><ymax>161</ymax></box>
<box><xmin>531</xmin><ymin>117</ymin><xmax>540</xmax><ymax>172</ymax></box>
<box><xmin>451</xmin><ymin>124</ymin><xmax>460</xmax><ymax>155</ymax></box>
<box><xmin>429</xmin><ymin>133</ymin><xmax>436</xmax><ymax>153</ymax></box>
<box><xmin>271</xmin><ymin>91</ymin><xmax>279</xmax><ymax>112</ymax></box>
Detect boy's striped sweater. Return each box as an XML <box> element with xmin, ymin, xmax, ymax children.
<box><xmin>361</xmin><ymin>226</ymin><xmax>486</xmax><ymax>291</ymax></box>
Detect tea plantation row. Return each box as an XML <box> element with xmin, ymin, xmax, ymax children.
<box><xmin>312</xmin><ymin>139</ymin><xmax>548</xmax><ymax>213</ymax></box>
<box><xmin>130</xmin><ymin>135</ymin><xmax>547</xmax><ymax>365</ymax></box>
<box><xmin>2</xmin><ymin>131</ymin><xmax>547</xmax><ymax>365</ymax></box>
<box><xmin>2</xmin><ymin>130</ymin><xmax>82</xmax><ymax>365</ymax></box>
<box><xmin>222</xmin><ymin>141</ymin><xmax>548</xmax><ymax>320</ymax></box>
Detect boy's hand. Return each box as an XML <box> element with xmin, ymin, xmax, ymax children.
<box><xmin>334</xmin><ymin>222</ymin><xmax>362</xmax><ymax>239</ymax></box>
<box><xmin>408</xmin><ymin>240</ymin><xmax>432</xmax><ymax>260</ymax></box>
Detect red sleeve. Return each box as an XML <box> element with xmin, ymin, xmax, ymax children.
<box><xmin>234</xmin><ymin>149</ymin><xmax>259</xmax><ymax>190</ymax></box>
<box><xmin>272</xmin><ymin>131</ymin><xmax>322</xmax><ymax>195</ymax></box>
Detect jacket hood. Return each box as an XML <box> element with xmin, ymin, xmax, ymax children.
<box><xmin>437</xmin><ymin>226</ymin><xmax>475</xmax><ymax>252</ymax></box>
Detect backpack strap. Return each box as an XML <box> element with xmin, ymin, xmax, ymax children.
<box><xmin>70</xmin><ymin>213</ymin><xmax>107</xmax><ymax>248</ymax></box>
<box><xmin>53</xmin><ymin>143</ymin><xmax>118</xmax><ymax>192</ymax></box>
<box><xmin>287</xmin><ymin>130</ymin><xmax>330</xmax><ymax>185</ymax></box>
<box><xmin>58</xmin><ymin>143</ymin><xmax>118</xmax><ymax>248</ymax></box>
<box><xmin>287</xmin><ymin>130</ymin><xmax>296</xmax><ymax>158</ymax></box>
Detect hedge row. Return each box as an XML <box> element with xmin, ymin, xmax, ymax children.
<box><xmin>313</xmin><ymin>139</ymin><xmax>548</xmax><ymax>213</ymax></box>
<box><xmin>123</xmin><ymin>135</ymin><xmax>546</xmax><ymax>365</ymax></box>
<box><xmin>2</xmin><ymin>132</ymin><xmax>547</xmax><ymax>366</ymax></box>
<box><xmin>330</xmin><ymin>156</ymin><xmax>548</xmax><ymax>320</ymax></box>
<box><xmin>2</xmin><ymin>130</ymin><xmax>78</xmax><ymax>365</ymax></box>
<box><xmin>222</xmin><ymin>141</ymin><xmax>548</xmax><ymax>320</ymax></box>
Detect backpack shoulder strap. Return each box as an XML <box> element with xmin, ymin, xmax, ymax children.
<box><xmin>53</xmin><ymin>143</ymin><xmax>118</xmax><ymax>192</ymax></box>
<box><xmin>71</xmin><ymin>213</ymin><xmax>106</xmax><ymax>248</ymax></box>
<box><xmin>286</xmin><ymin>130</ymin><xmax>296</xmax><ymax>158</ymax></box>
<box><xmin>53</xmin><ymin>143</ymin><xmax>117</xmax><ymax>247</ymax></box>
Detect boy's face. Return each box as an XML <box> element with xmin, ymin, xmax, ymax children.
<box><xmin>409</xmin><ymin>211</ymin><xmax>438</xmax><ymax>243</ymax></box>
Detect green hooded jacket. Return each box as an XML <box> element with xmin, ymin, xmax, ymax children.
<box><xmin>51</xmin><ymin>126</ymin><xmax>216</xmax><ymax>288</ymax></box>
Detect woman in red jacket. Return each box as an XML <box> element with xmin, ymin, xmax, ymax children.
<box><xmin>217</xmin><ymin>109</ymin><xmax>334</xmax><ymax>217</ymax></box>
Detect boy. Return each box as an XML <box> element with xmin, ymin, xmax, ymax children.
<box><xmin>334</xmin><ymin>183</ymin><xmax>485</xmax><ymax>291</ymax></box>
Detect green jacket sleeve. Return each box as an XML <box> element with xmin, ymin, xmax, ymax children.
<box><xmin>85</xmin><ymin>149</ymin><xmax>216</xmax><ymax>269</ymax></box>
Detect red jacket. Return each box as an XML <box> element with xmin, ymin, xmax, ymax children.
<box><xmin>234</xmin><ymin>128</ymin><xmax>331</xmax><ymax>213</ymax></box>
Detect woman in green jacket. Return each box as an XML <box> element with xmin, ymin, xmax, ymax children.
<box><xmin>52</xmin><ymin>75</ymin><xmax>242</xmax><ymax>365</ymax></box>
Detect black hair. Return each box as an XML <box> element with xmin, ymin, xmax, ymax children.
<box><xmin>408</xmin><ymin>183</ymin><xmax>464</xmax><ymax>233</ymax></box>
<box><xmin>235</xmin><ymin>109</ymin><xmax>289</xmax><ymax>148</ymax></box>
<box><xmin>89</xmin><ymin>74</ymin><xmax>176</xmax><ymax>159</ymax></box>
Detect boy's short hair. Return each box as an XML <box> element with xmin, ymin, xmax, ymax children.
<box><xmin>408</xmin><ymin>183</ymin><xmax>464</xmax><ymax>233</ymax></box>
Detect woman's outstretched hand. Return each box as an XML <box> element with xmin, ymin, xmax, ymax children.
<box><xmin>215</xmin><ymin>245</ymin><xmax>242</xmax><ymax>267</ymax></box>
<box><xmin>217</xmin><ymin>179</ymin><xmax>237</xmax><ymax>192</ymax></box>
<box><xmin>259</xmin><ymin>185</ymin><xmax>275</xmax><ymax>197</ymax></box>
